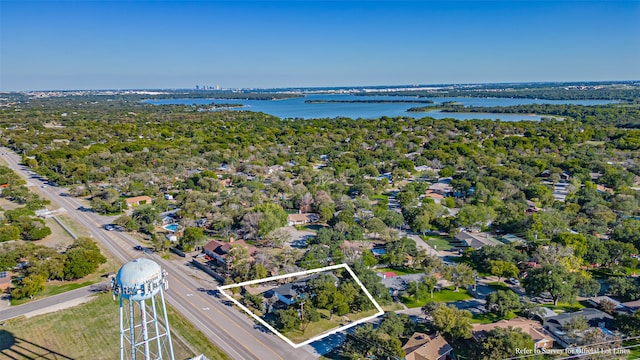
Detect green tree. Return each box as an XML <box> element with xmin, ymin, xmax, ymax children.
<box><xmin>424</xmin><ymin>303</ymin><xmax>472</xmax><ymax>341</ymax></box>
<box><xmin>478</xmin><ymin>327</ymin><xmax>535</xmax><ymax>360</ymax></box>
<box><xmin>424</xmin><ymin>275</ymin><xmax>439</xmax><ymax>299</ymax></box>
<box><xmin>11</xmin><ymin>273</ymin><xmax>46</xmax><ymax>299</ymax></box>
<box><xmin>607</xmin><ymin>276</ymin><xmax>640</xmax><ymax>301</ymax></box>
<box><xmin>361</xmin><ymin>250</ymin><xmax>378</xmax><ymax>267</ymax></box>
<box><xmin>407</xmin><ymin>280</ymin><xmax>429</xmax><ymax>301</ymax></box>
<box><xmin>485</xmin><ymin>290</ymin><xmax>522</xmax><ymax>317</ymax></box>
<box><xmin>179</xmin><ymin>227</ymin><xmax>205</xmax><ymax>251</ymax></box>
<box><xmin>489</xmin><ymin>260</ymin><xmax>519</xmax><ymax>283</ymax></box>
<box><xmin>275</xmin><ymin>308</ymin><xmax>300</xmax><ymax>333</ymax></box>
<box><xmin>249</xmin><ymin>263</ymin><xmax>268</xmax><ymax>280</ymax></box>
<box><xmin>523</xmin><ymin>265</ymin><xmax>575</xmax><ymax>306</ymax></box>
<box><xmin>554</xmin><ymin>233</ymin><xmax>587</xmax><ymax>260</ymax></box>
<box><xmin>255</xmin><ymin>202</ymin><xmax>288</xmax><ymax>237</ymax></box>
<box><xmin>445</xmin><ymin>263</ymin><xmax>475</xmax><ymax>292</ymax></box>
<box><xmin>612</xmin><ymin>219</ymin><xmax>640</xmax><ymax>250</ymax></box>
<box><xmin>63</xmin><ymin>238</ymin><xmax>107</xmax><ymax>280</ymax></box>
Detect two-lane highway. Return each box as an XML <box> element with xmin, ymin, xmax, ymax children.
<box><xmin>0</xmin><ymin>148</ymin><xmax>318</xmax><ymax>360</ymax></box>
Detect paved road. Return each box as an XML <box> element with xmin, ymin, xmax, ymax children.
<box><xmin>0</xmin><ymin>283</ymin><xmax>101</xmax><ymax>322</ymax></box>
<box><xmin>0</xmin><ymin>148</ymin><xmax>317</xmax><ymax>360</ymax></box>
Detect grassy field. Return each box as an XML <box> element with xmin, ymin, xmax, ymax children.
<box><xmin>420</xmin><ymin>235</ymin><xmax>455</xmax><ymax>251</ymax></box>
<box><xmin>542</xmin><ymin>302</ymin><xmax>586</xmax><ymax>313</ymax></box>
<box><xmin>0</xmin><ymin>293</ymin><xmax>229</xmax><ymax>360</ymax></box>
<box><xmin>375</xmin><ymin>267</ymin><xmax>424</xmax><ymax>276</ymax></box>
<box><xmin>400</xmin><ymin>287</ymin><xmax>474</xmax><ymax>308</ymax></box>
<box><xmin>470</xmin><ymin>311</ymin><xmax>517</xmax><ymax>324</ymax></box>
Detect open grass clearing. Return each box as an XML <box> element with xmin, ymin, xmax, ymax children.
<box><xmin>542</xmin><ymin>302</ymin><xmax>586</xmax><ymax>313</ymax></box>
<box><xmin>400</xmin><ymin>287</ymin><xmax>473</xmax><ymax>308</ymax></box>
<box><xmin>375</xmin><ymin>267</ymin><xmax>424</xmax><ymax>276</ymax></box>
<box><xmin>470</xmin><ymin>311</ymin><xmax>517</xmax><ymax>324</ymax></box>
<box><xmin>382</xmin><ymin>302</ymin><xmax>404</xmax><ymax>312</ymax></box>
<box><xmin>0</xmin><ymin>293</ymin><xmax>219</xmax><ymax>360</ymax></box>
<box><xmin>420</xmin><ymin>235</ymin><xmax>454</xmax><ymax>251</ymax></box>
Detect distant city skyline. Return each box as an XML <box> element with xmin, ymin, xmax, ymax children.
<box><xmin>1</xmin><ymin>1</ymin><xmax>639</xmax><ymax>91</ymax></box>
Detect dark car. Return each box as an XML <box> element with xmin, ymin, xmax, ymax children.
<box><xmin>134</xmin><ymin>245</ymin><xmax>143</xmax><ymax>251</ymax></box>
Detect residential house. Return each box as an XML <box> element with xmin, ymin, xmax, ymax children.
<box><xmin>472</xmin><ymin>317</ymin><xmax>554</xmax><ymax>349</ymax></box>
<box><xmin>402</xmin><ymin>332</ymin><xmax>453</xmax><ymax>360</ymax></box>
<box><xmin>272</xmin><ymin>273</ymin><xmax>339</xmax><ymax>306</ymax></box>
<box><xmin>287</xmin><ymin>213</ymin><xmax>320</xmax><ymax>226</ymax></box>
<box><xmin>501</xmin><ymin>234</ymin><xmax>526</xmax><ymax>244</ymax></box>
<box><xmin>0</xmin><ymin>271</ymin><xmax>11</xmax><ymax>292</ymax></box>
<box><xmin>596</xmin><ymin>184</ymin><xmax>614</xmax><ymax>195</ymax></box>
<box><xmin>203</xmin><ymin>238</ymin><xmax>257</xmax><ymax>266</ymax></box>
<box><xmin>428</xmin><ymin>178</ymin><xmax>453</xmax><ymax>197</ymax></box>
<box><xmin>525</xmin><ymin>200</ymin><xmax>540</xmax><ymax>214</ymax></box>
<box><xmin>585</xmin><ymin>296</ymin><xmax>628</xmax><ymax>313</ymax></box>
<box><xmin>125</xmin><ymin>195</ymin><xmax>152</xmax><ymax>208</ymax></box>
<box><xmin>268</xmin><ymin>165</ymin><xmax>284</xmax><ymax>174</ymax></box>
<box><xmin>376</xmin><ymin>271</ymin><xmax>397</xmax><ymax>279</ymax></box>
<box><xmin>425</xmin><ymin>189</ymin><xmax>444</xmax><ymax>203</ymax></box>
<box><xmin>621</xmin><ymin>300</ymin><xmax>640</xmax><ymax>313</ymax></box>
<box><xmin>455</xmin><ymin>231</ymin><xmax>501</xmax><ymax>250</ymax></box>
<box><xmin>543</xmin><ymin>308</ymin><xmax>615</xmax><ymax>348</ymax></box>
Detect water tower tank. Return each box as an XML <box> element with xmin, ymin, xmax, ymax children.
<box><xmin>116</xmin><ymin>258</ymin><xmax>164</xmax><ymax>301</ymax></box>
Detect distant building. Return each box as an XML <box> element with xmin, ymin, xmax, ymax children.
<box><xmin>455</xmin><ymin>231</ymin><xmax>501</xmax><ymax>250</ymax></box>
<box><xmin>125</xmin><ymin>195</ymin><xmax>152</xmax><ymax>208</ymax></box>
<box><xmin>501</xmin><ymin>234</ymin><xmax>526</xmax><ymax>244</ymax></box>
<box><xmin>376</xmin><ymin>271</ymin><xmax>397</xmax><ymax>279</ymax></box>
<box><xmin>0</xmin><ymin>271</ymin><xmax>11</xmax><ymax>292</ymax></box>
<box><xmin>402</xmin><ymin>332</ymin><xmax>453</xmax><ymax>360</ymax></box>
<box><xmin>203</xmin><ymin>238</ymin><xmax>257</xmax><ymax>266</ymax></box>
<box><xmin>272</xmin><ymin>273</ymin><xmax>339</xmax><ymax>306</ymax></box>
<box><xmin>287</xmin><ymin>213</ymin><xmax>319</xmax><ymax>226</ymax></box>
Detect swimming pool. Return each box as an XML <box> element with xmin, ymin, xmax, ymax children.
<box><xmin>163</xmin><ymin>223</ymin><xmax>179</xmax><ymax>232</ymax></box>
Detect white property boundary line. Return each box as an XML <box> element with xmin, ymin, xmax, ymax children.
<box><xmin>218</xmin><ymin>263</ymin><xmax>384</xmax><ymax>348</ymax></box>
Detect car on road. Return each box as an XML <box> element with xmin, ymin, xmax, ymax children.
<box><xmin>104</xmin><ymin>224</ymin><xmax>115</xmax><ymax>231</ymax></box>
<box><xmin>507</xmin><ymin>278</ymin><xmax>520</xmax><ymax>286</ymax></box>
<box><xmin>134</xmin><ymin>245</ymin><xmax>143</xmax><ymax>251</ymax></box>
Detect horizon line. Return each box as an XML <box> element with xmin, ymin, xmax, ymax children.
<box><xmin>2</xmin><ymin>79</ymin><xmax>639</xmax><ymax>94</ymax></box>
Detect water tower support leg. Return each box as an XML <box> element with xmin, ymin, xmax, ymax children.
<box><xmin>141</xmin><ymin>299</ymin><xmax>151</xmax><ymax>360</ymax></box>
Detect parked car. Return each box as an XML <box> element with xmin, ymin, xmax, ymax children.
<box><xmin>507</xmin><ymin>278</ymin><xmax>520</xmax><ymax>286</ymax></box>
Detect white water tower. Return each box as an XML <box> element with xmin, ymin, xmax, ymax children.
<box><xmin>112</xmin><ymin>258</ymin><xmax>175</xmax><ymax>360</ymax></box>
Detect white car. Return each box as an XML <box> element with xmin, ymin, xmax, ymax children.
<box><xmin>507</xmin><ymin>278</ymin><xmax>520</xmax><ymax>286</ymax></box>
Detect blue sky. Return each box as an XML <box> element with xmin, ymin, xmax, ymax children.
<box><xmin>1</xmin><ymin>1</ymin><xmax>639</xmax><ymax>91</ymax></box>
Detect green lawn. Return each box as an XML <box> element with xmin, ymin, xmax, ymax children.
<box><xmin>1</xmin><ymin>293</ymin><xmax>228</xmax><ymax>360</ymax></box>
<box><xmin>375</xmin><ymin>267</ymin><xmax>424</xmax><ymax>276</ymax></box>
<box><xmin>400</xmin><ymin>287</ymin><xmax>473</xmax><ymax>308</ymax></box>
<box><xmin>420</xmin><ymin>235</ymin><xmax>455</xmax><ymax>251</ymax></box>
<box><xmin>470</xmin><ymin>311</ymin><xmax>517</xmax><ymax>324</ymax></box>
<box><xmin>542</xmin><ymin>302</ymin><xmax>586</xmax><ymax>313</ymax></box>
<box><xmin>382</xmin><ymin>302</ymin><xmax>405</xmax><ymax>312</ymax></box>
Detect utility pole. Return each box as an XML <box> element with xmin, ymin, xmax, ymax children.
<box><xmin>299</xmin><ymin>300</ymin><xmax>306</xmax><ymax>321</ymax></box>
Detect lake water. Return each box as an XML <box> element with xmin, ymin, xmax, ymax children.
<box><xmin>144</xmin><ymin>94</ymin><xmax>615</xmax><ymax>121</ymax></box>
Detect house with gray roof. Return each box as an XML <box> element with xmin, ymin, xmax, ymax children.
<box><xmin>455</xmin><ymin>231</ymin><xmax>501</xmax><ymax>250</ymax></box>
